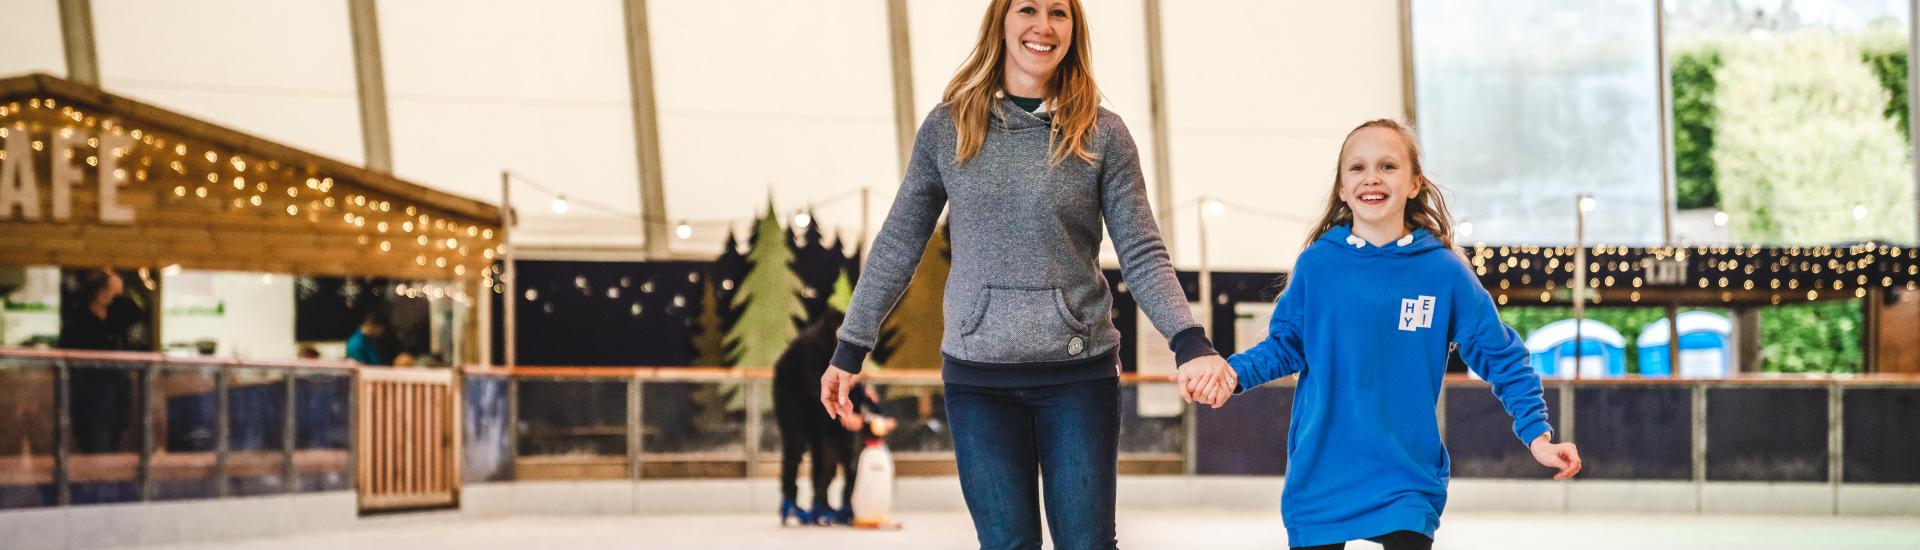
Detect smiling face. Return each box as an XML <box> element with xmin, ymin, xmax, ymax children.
<box><xmin>1338</xmin><ymin>127</ymin><xmax>1421</xmax><ymax>232</ymax></box>
<box><xmin>1002</xmin><ymin>0</ymin><xmax>1073</xmax><ymax>93</ymax></box>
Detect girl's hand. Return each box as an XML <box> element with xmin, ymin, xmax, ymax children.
<box><xmin>1529</xmin><ymin>434</ymin><xmax>1582</xmax><ymax>480</ymax></box>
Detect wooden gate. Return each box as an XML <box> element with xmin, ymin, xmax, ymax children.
<box><xmin>357</xmin><ymin>368</ymin><xmax>459</xmax><ymax>512</ymax></box>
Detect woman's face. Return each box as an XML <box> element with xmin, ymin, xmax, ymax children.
<box><xmin>1338</xmin><ymin>127</ymin><xmax>1419</xmax><ymax>229</ymax></box>
<box><xmin>1003</xmin><ymin>0</ymin><xmax>1073</xmax><ymax>87</ymax></box>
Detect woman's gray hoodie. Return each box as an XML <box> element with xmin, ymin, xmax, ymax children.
<box><xmin>832</xmin><ymin>98</ymin><xmax>1216</xmax><ymax>387</ymax></box>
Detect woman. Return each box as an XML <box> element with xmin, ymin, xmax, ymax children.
<box><xmin>819</xmin><ymin>1</ymin><xmax>1229</xmax><ymax>547</ymax></box>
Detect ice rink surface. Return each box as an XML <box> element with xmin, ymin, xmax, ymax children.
<box><xmin>132</xmin><ymin>510</ymin><xmax>1920</xmax><ymax>550</ymax></box>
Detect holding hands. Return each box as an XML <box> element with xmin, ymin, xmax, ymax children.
<box><xmin>1171</xmin><ymin>355</ymin><xmax>1236</xmax><ymax>408</ymax></box>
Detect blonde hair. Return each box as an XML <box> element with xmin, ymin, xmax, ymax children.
<box><xmin>1304</xmin><ymin>119</ymin><xmax>1457</xmax><ymax>250</ymax></box>
<box><xmin>941</xmin><ymin>0</ymin><xmax>1100</xmax><ymax>166</ymax></box>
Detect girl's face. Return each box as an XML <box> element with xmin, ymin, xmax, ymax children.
<box><xmin>1003</xmin><ymin>0</ymin><xmax>1072</xmax><ymax>87</ymax></box>
<box><xmin>1338</xmin><ymin>127</ymin><xmax>1419</xmax><ymax>230</ymax></box>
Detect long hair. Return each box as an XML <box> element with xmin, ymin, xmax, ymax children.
<box><xmin>941</xmin><ymin>0</ymin><xmax>1100</xmax><ymax>166</ymax></box>
<box><xmin>1303</xmin><ymin>119</ymin><xmax>1456</xmax><ymax>250</ymax></box>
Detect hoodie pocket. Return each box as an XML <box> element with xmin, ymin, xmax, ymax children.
<box><xmin>962</xmin><ymin>286</ymin><xmax>1090</xmax><ymax>363</ymax></box>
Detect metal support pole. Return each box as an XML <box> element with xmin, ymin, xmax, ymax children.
<box><xmin>621</xmin><ymin>0</ymin><xmax>672</xmax><ymax>258</ymax></box>
<box><xmin>1183</xmin><ymin>401</ymin><xmax>1198</xmax><ymax>476</ymax></box>
<box><xmin>884</xmin><ymin>0</ymin><xmax>916</xmax><ymax>179</ymax></box>
<box><xmin>501</xmin><ymin>171</ymin><xmax>517</xmax><ymax>370</ymax></box>
<box><xmin>347</xmin><ymin>369</ymin><xmax>360</xmax><ymax>496</ymax></box>
<box><xmin>1397</xmin><ymin>0</ymin><xmax>1418</xmax><ymax>126</ymax></box>
<box><xmin>743</xmin><ymin>380</ymin><xmax>763</xmax><ymax>477</ymax></box>
<box><xmin>1654</xmin><ymin>0</ymin><xmax>1677</xmax><ymax>244</ymax></box>
<box><xmin>506</xmin><ymin>377</ymin><xmax>520</xmax><ymax>476</ymax></box>
<box><xmin>1656</xmin><ymin>0</ymin><xmax>1684</xmax><ymax>376</ymax></box>
<box><xmin>1558</xmin><ymin>380</ymin><xmax>1575</xmax><ymax>512</ymax></box>
<box><xmin>1691</xmin><ymin>384</ymin><xmax>1707</xmax><ymax>512</ymax></box>
<box><xmin>347</xmin><ymin>0</ymin><xmax>394</xmax><ymax>172</ymax></box>
<box><xmin>284</xmin><ymin>373</ymin><xmax>299</xmax><ymax>493</ymax></box>
<box><xmin>214</xmin><ymin>370</ymin><xmax>231</xmax><ymax>498</ymax></box>
<box><xmin>54</xmin><ymin>360</ymin><xmax>70</xmax><ymax>506</ymax></box>
<box><xmin>56</xmin><ymin>0</ymin><xmax>99</xmax><ymax>86</ymax></box>
<box><xmin>1142</xmin><ymin>0</ymin><xmax>1177</xmax><ymax>254</ymax></box>
<box><xmin>1909</xmin><ymin>0</ymin><xmax>1920</xmax><ymax>243</ymax></box>
<box><xmin>627</xmin><ymin>376</ymin><xmax>643</xmax><ymax>480</ymax></box>
<box><xmin>140</xmin><ymin>363</ymin><xmax>155</xmax><ymax>501</ymax></box>
<box><xmin>1829</xmin><ymin>383</ymin><xmax>1844</xmax><ymax>515</ymax></box>
<box><xmin>1197</xmin><ymin>198</ymin><xmax>1213</xmax><ymax>335</ymax></box>
<box><xmin>1573</xmin><ymin>197</ymin><xmax>1589</xmax><ymax>380</ymax></box>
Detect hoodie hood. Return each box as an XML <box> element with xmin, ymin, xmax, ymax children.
<box><xmin>1316</xmin><ymin>224</ymin><xmax>1446</xmax><ymax>257</ymax></box>
<box><xmin>991</xmin><ymin>96</ymin><xmax>1053</xmax><ymax>131</ymax></box>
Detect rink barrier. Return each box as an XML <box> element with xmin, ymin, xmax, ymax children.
<box><xmin>0</xmin><ymin>348</ymin><xmax>355</xmax><ymax>511</ymax></box>
<box><xmin>458</xmin><ymin>365</ymin><xmax>1920</xmax><ymax>506</ymax></box>
<box><xmin>356</xmin><ymin>367</ymin><xmax>458</xmax><ymax>512</ymax></box>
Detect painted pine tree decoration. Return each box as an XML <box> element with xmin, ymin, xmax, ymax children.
<box><xmin>689</xmin><ymin>272</ymin><xmax>729</xmax><ymax>367</ymax></box>
<box><xmin>872</xmin><ymin>220</ymin><xmax>950</xmax><ymax>370</ymax></box>
<box><xmin>725</xmin><ymin>201</ymin><xmax>807</xmax><ymax>369</ymax></box>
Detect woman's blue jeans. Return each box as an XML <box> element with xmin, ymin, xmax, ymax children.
<box><xmin>945</xmin><ymin>377</ymin><xmax>1121</xmax><ymax>550</ymax></box>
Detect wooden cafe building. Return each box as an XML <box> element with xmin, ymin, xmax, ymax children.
<box><xmin>0</xmin><ymin>73</ymin><xmax>501</xmax><ymax>363</ymax></box>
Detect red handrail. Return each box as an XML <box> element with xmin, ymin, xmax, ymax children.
<box><xmin>461</xmin><ymin>364</ymin><xmax>1920</xmax><ymax>386</ymax></box>
<box><xmin>0</xmin><ymin>347</ymin><xmax>358</xmax><ymax>371</ymax></box>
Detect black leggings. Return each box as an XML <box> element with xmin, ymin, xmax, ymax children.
<box><xmin>777</xmin><ymin>412</ymin><xmax>857</xmax><ymax>509</ymax></box>
<box><xmin>1292</xmin><ymin>530</ymin><xmax>1432</xmax><ymax>550</ymax></box>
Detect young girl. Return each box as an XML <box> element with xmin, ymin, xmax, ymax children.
<box><xmin>1175</xmin><ymin>119</ymin><xmax>1582</xmax><ymax>550</ymax></box>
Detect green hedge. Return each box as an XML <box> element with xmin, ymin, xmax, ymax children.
<box><xmin>1497</xmin><ymin>302</ymin><xmax>1862</xmax><ymax>374</ymax></box>
<box><xmin>1669</xmin><ymin>43</ymin><xmax>1911</xmax><ymax>211</ymax></box>
<box><xmin>1862</xmin><ymin>48</ymin><xmax>1909</xmax><ymax>141</ymax></box>
<box><xmin>1497</xmin><ymin>306</ymin><xmax>1712</xmax><ymax>375</ymax></box>
<box><xmin>1672</xmin><ymin>48</ymin><xmax>1722</xmax><ymax>210</ymax></box>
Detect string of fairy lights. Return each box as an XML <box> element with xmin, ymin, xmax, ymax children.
<box><xmin>0</xmin><ymin>96</ymin><xmax>498</xmax><ymax>281</ymax></box>
<box><xmin>1185</xmin><ymin>193</ymin><xmax>1920</xmax><ymax>306</ymax></box>
<box><xmin>501</xmin><ymin>170</ymin><xmax>879</xmax><ymax>241</ymax></box>
<box><xmin>14</xmin><ymin>91</ymin><xmax>1910</xmax><ymax>310</ymax></box>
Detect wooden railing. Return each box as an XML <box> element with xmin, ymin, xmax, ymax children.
<box><xmin>460</xmin><ymin>365</ymin><xmax>1920</xmax><ymax>486</ymax></box>
<box><xmin>357</xmin><ymin>367</ymin><xmax>458</xmax><ymax>512</ymax></box>
<box><xmin>0</xmin><ymin>348</ymin><xmax>356</xmax><ymax>507</ymax></box>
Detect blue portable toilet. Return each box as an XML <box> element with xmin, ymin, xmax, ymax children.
<box><xmin>1522</xmin><ymin>319</ymin><xmax>1628</xmax><ymax>379</ymax></box>
<box><xmin>1637</xmin><ymin>311</ymin><xmax>1733</xmax><ymax>378</ymax></box>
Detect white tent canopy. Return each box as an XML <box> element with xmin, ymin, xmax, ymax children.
<box><xmin>0</xmin><ymin>0</ymin><xmax>1406</xmax><ymax>270</ymax></box>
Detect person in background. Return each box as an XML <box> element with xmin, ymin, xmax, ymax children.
<box><xmin>61</xmin><ymin>269</ymin><xmax>141</xmax><ymax>453</ymax></box>
<box><xmin>346</xmin><ymin>312</ymin><xmax>389</xmax><ymax>366</ymax></box>
<box><xmin>775</xmin><ymin>301</ymin><xmax>883</xmax><ymax>526</ymax></box>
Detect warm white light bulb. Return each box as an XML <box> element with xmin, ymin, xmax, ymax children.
<box><xmin>551</xmin><ymin>196</ymin><xmax>570</xmax><ymax>214</ymax></box>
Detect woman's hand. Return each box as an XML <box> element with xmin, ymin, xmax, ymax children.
<box><xmin>820</xmin><ymin>364</ymin><xmax>858</xmax><ymax>419</ymax></box>
<box><xmin>1529</xmin><ymin>433</ymin><xmax>1583</xmax><ymax>480</ymax></box>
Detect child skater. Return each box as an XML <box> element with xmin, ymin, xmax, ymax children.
<box><xmin>1174</xmin><ymin>119</ymin><xmax>1583</xmax><ymax>550</ymax></box>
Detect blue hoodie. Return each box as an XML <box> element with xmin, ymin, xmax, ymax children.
<box><xmin>1229</xmin><ymin>225</ymin><xmax>1550</xmax><ymax>547</ymax></box>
